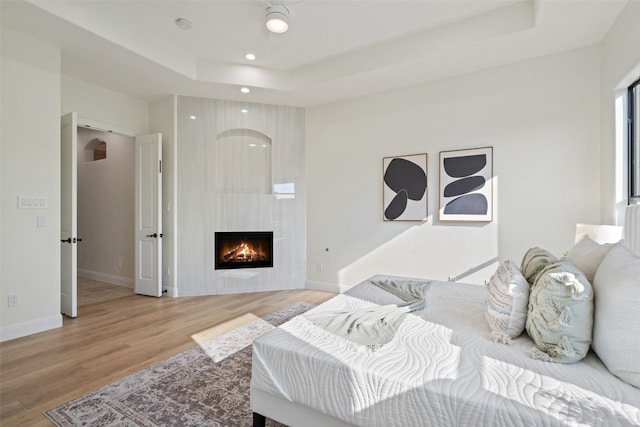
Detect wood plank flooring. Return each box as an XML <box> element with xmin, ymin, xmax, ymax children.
<box><xmin>0</xmin><ymin>280</ymin><xmax>335</xmax><ymax>426</ymax></box>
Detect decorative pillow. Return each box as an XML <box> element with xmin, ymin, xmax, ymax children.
<box><xmin>520</xmin><ymin>247</ymin><xmax>558</xmax><ymax>286</ymax></box>
<box><xmin>526</xmin><ymin>261</ymin><xmax>593</xmax><ymax>364</ymax></box>
<box><xmin>564</xmin><ymin>237</ymin><xmax>615</xmax><ymax>283</ymax></box>
<box><xmin>485</xmin><ymin>260</ymin><xmax>529</xmax><ymax>344</ymax></box>
<box><xmin>592</xmin><ymin>244</ymin><xmax>640</xmax><ymax>388</ymax></box>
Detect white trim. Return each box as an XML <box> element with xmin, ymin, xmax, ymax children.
<box><xmin>305</xmin><ymin>280</ymin><xmax>350</xmax><ymax>294</ymax></box>
<box><xmin>0</xmin><ymin>314</ymin><xmax>63</xmax><ymax>342</ymax></box>
<box><xmin>77</xmin><ymin>116</ymin><xmax>137</xmax><ymax>137</ymax></box>
<box><xmin>162</xmin><ymin>286</ymin><xmax>179</xmax><ymax>297</ymax></box>
<box><xmin>78</xmin><ymin>269</ymin><xmax>133</xmax><ymax>288</ymax></box>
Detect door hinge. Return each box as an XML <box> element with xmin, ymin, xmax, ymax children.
<box><xmin>159</xmin><ymin>160</ymin><xmax>162</xmax><ymax>174</ymax></box>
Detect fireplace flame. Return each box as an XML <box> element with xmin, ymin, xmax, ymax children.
<box><xmin>222</xmin><ymin>240</ymin><xmax>265</xmax><ymax>263</ymax></box>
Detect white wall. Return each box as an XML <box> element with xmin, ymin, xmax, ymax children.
<box><xmin>149</xmin><ymin>96</ymin><xmax>178</xmax><ymax>296</ymax></box>
<box><xmin>306</xmin><ymin>46</ymin><xmax>602</xmax><ymax>289</ymax></box>
<box><xmin>0</xmin><ymin>27</ymin><xmax>63</xmax><ymax>341</ymax></box>
<box><xmin>62</xmin><ymin>75</ymin><xmax>149</xmax><ymax>135</ymax></box>
<box><xmin>600</xmin><ymin>1</ymin><xmax>640</xmax><ymax>225</ymax></box>
<box><xmin>77</xmin><ymin>127</ymin><xmax>135</xmax><ymax>286</ymax></box>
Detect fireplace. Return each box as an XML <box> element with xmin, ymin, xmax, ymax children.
<box><xmin>215</xmin><ymin>231</ymin><xmax>273</xmax><ymax>269</ymax></box>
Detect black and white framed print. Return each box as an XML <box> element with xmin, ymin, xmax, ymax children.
<box><xmin>383</xmin><ymin>153</ymin><xmax>427</xmax><ymax>221</ymax></box>
<box><xmin>439</xmin><ymin>147</ymin><xmax>493</xmax><ymax>222</ymax></box>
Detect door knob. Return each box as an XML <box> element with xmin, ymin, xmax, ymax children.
<box><xmin>146</xmin><ymin>233</ymin><xmax>158</xmax><ymax>238</ymax></box>
<box><xmin>62</xmin><ymin>238</ymin><xmax>82</xmax><ymax>243</ymax></box>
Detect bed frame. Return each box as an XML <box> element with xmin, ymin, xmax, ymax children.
<box><xmin>252</xmin><ymin>389</ymin><xmax>352</xmax><ymax>427</ymax></box>
<box><xmin>251</xmin><ymin>206</ymin><xmax>640</xmax><ymax>427</ymax></box>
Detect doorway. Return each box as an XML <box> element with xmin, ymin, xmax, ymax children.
<box><xmin>76</xmin><ymin>126</ymin><xmax>135</xmax><ymax>303</ymax></box>
<box><xmin>61</xmin><ymin>113</ymin><xmax>163</xmax><ymax>317</ymax></box>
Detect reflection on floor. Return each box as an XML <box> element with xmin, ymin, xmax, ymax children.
<box><xmin>78</xmin><ymin>276</ymin><xmax>134</xmax><ymax>307</ymax></box>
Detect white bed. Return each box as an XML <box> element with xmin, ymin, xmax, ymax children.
<box><xmin>251</xmin><ymin>207</ymin><xmax>640</xmax><ymax>427</ymax></box>
<box><xmin>251</xmin><ymin>276</ymin><xmax>640</xmax><ymax>426</ymax></box>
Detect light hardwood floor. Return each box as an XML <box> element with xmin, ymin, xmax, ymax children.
<box><xmin>0</xmin><ymin>279</ymin><xmax>335</xmax><ymax>426</ymax></box>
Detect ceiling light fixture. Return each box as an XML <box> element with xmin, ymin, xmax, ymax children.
<box><xmin>240</xmin><ymin>87</ymin><xmax>251</xmax><ymax>93</ymax></box>
<box><xmin>241</xmin><ymin>109</ymin><xmax>248</xmax><ymax>113</ymax></box>
<box><xmin>175</xmin><ymin>17</ymin><xmax>192</xmax><ymax>30</ymax></box>
<box><xmin>245</xmin><ymin>53</ymin><xmax>256</xmax><ymax>61</ymax></box>
<box><xmin>265</xmin><ymin>4</ymin><xmax>289</xmax><ymax>34</ymax></box>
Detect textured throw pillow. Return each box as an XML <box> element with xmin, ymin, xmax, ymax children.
<box><xmin>592</xmin><ymin>244</ymin><xmax>640</xmax><ymax>388</ymax></box>
<box><xmin>520</xmin><ymin>247</ymin><xmax>558</xmax><ymax>286</ymax></box>
<box><xmin>526</xmin><ymin>261</ymin><xmax>593</xmax><ymax>363</ymax></box>
<box><xmin>485</xmin><ymin>260</ymin><xmax>530</xmax><ymax>344</ymax></box>
<box><xmin>565</xmin><ymin>237</ymin><xmax>615</xmax><ymax>283</ymax></box>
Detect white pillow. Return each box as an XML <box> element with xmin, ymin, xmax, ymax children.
<box><xmin>526</xmin><ymin>261</ymin><xmax>593</xmax><ymax>364</ymax></box>
<box><xmin>592</xmin><ymin>244</ymin><xmax>640</xmax><ymax>388</ymax></box>
<box><xmin>565</xmin><ymin>237</ymin><xmax>614</xmax><ymax>283</ymax></box>
<box><xmin>485</xmin><ymin>260</ymin><xmax>529</xmax><ymax>344</ymax></box>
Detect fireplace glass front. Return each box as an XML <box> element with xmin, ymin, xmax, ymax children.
<box><xmin>214</xmin><ymin>231</ymin><xmax>273</xmax><ymax>269</ymax></box>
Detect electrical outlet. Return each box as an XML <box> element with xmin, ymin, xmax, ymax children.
<box><xmin>8</xmin><ymin>294</ymin><xmax>19</xmax><ymax>307</ymax></box>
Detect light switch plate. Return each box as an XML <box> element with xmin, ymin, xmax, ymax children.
<box><xmin>18</xmin><ymin>196</ymin><xmax>47</xmax><ymax>209</ymax></box>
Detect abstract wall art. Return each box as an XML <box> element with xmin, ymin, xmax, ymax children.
<box><xmin>439</xmin><ymin>147</ymin><xmax>493</xmax><ymax>222</ymax></box>
<box><xmin>383</xmin><ymin>153</ymin><xmax>427</xmax><ymax>221</ymax></box>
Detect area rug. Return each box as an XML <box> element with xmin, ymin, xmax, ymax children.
<box><xmin>44</xmin><ymin>302</ymin><xmax>314</xmax><ymax>427</ymax></box>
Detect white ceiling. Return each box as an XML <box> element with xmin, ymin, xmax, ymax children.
<box><xmin>0</xmin><ymin>0</ymin><xmax>629</xmax><ymax>107</ymax></box>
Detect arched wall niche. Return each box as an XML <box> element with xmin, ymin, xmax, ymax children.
<box><xmin>83</xmin><ymin>138</ymin><xmax>107</xmax><ymax>162</ymax></box>
<box><xmin>215</xmin><ymin>128</ymin><xmax>272</xmax><ymax>194</ymax></box>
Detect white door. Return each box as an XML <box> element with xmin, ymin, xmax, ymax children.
<box><xmin>135</xmin><ymin>133</ymin><xmax>163</xmax><ymax>297</ymax></box>
<box><xmin>60</xmin><ymin>112</ymin><xmax>78</xmax><ymax>317</ymax></box>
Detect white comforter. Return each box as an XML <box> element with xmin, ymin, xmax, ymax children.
<box><xmin>251</xmin><ymin>275</ymin><xmax>640</xmax><ymax>426</ymax></box>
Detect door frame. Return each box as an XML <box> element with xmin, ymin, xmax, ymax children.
<box><xmin>61</xmin><ymin>116</ymin><xmax>146</xmax><ymax>316</ymax></box>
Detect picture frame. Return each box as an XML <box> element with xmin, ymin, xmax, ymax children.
<box><xmin>383</xmin><ymin>153</ymin><xmax>428</xmax><ymax>221</ymax></box>
<box><xmin>439</xmin><ymin>147</ymin><xmax>493</xmax><ymax>222</ymax></box>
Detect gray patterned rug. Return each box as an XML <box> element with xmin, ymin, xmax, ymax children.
<box><xmin>44</xmin><ymin>303</ymin><xmax>314</xmax><ymax>427</ymax></box>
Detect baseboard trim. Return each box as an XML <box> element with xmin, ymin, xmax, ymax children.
<box><xmin>305</xmin><ymin>280</ymin><xmax>350</xmax><ymax>294</ymax></box>
<box><xmin>162</xmin><ymin>286</ymin><xmax>179</xmax><ymax>297</ymax></box>
<box><xmin>78</xmin><ymin>269</ymin><xmax>133</xmax><ymax>288</ymax></box>
<box><xmin>0</xmin><ymin>314</ymin><xmax>63</xmax><ymax>342</ymax></box>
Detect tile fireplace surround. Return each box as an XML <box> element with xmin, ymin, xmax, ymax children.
<box><xmin>176</xmin><ymin>96</ymin><xmax>305</xmax><ymax>296</ymax></box>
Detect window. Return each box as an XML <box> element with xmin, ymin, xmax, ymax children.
<box><xmin>629</xmin><ymin>78</ymin><xmax>640</xmax><ymax>205</ymax></box>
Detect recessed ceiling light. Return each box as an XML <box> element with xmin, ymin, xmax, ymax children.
<box><xmin>175</xmin><ymin>17</ymin><xmax>192</xmax><ymax>30</ymax></box>
<box><xmin>249</xmin><ymin>143</ymin><xmax>257</xmax><ymax>147</ymax></box>
<box><xmin>189</xmin><ymin>115</ymin><xmax>196</xmax><ymax>120</ymax></box>
<box><xmin>245</xmin><ymin>53</ymin><xmax>256</xmax><ymax>61</ymax></box>
<box><xmin>240</xmin><ymin>87</ymin><xmax>250</xmax><ymax>94</ymax></box>
<box><xmin>241</xmin><ymin>109</ymin><xmax>248</xmax><ymax>113</ymax></box>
